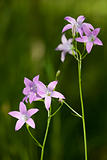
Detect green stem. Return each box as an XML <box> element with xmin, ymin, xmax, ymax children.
<box><xmin>63</xmin><ymin>101</ymin><xmax>82</xmax><ymax>118</ymax></box>
<box><xmin>26</xmin><ymin>124</ymin><xmax>42</xmax><ymax>148</ymax></box>
<box><xmin>78</xmin><ymin>56</ymin><xmax>87</xmax><ymax>160</ymax></box>
<box><xmin>50</xmin><ymin>103</ymin><xmax>63</xmax><ymax>117</ymax></box>
<box><xmin>40</xmin><ymin>108</ymin><xmax>51</xmax><ymax>160</ymax></box>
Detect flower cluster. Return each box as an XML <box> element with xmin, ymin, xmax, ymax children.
<box><xmin>8</xmin><ymin>75</ymin><xmax>65</xmax><ymax>131</ymax></box>
<box><xmin>56</xmin><ymin>15</ymin><xmax>103</xmax><ymax>62</ymax></box>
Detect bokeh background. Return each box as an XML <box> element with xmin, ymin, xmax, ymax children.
<box><xmin>0</xmin><ymin>0</ymin><xmax>107</xmax><ymax>160</ymax></box>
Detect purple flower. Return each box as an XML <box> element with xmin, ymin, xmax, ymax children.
<box><xmin>76</xmin><ymin>27</ymin><xmax>103</xmax><ymax>53</ymax></box>
<box><xmin>62</xmin><ymin>15</ymin><xmax>94</xmax><ymax>37</ymax></box>
<box><xmin>37</xmin><ymin>81</ymin><xmax>65</xmax><ymax>110</ymax></box>
<box><xmin>23</xmin><ymin>75</ymin><xmax>42</xmax><ymax>104</ymax></box>
<box><xmin>8</xmin><ymin>102</ymin><xmax>39</xmax><ymax>131</ymax></box>
<box><xmin>56</xmin><ymin>34</ymin><xmax>76</xmax><ymax>62</ymax></box>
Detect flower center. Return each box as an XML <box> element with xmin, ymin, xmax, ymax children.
<box><xmin>88</xmin><ymin>35</ymin><xmax>95</xmax><ymax>42</ymax></box>
<box><xmin>46</xmin><ymin>89</ymin><xmax>52</xmax><ymax>96</ymax></box>
<box><xmin>21</xmin><ymin>114</ymin><xmax>29</xmax><ymax>122</ymax></box>
<box><xmin>30</xmin><ymin>84</ymin><xmax>37</xmax><ymax>92</ymax></box>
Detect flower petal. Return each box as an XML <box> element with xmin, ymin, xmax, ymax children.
<box><xmin>86</xmin><ymin>42</ymin><xmax>93</xmax><ymax>53</ymax></box>
<box><xmin>8</xmin><ymin>111</ymin><xmax>21</xmax><ymax>119</ymax></box>
<box><xmin>61</xmin><ymin>34</ymin><xmax>67</xmax><ymax>44</ymax></box>
<box><xmin>56</xmin><ymin>44</ymin><xmax>64</xmax><ymax>51</ymax></box>
<box><xmin>29</xmin><ymin>93</ymin><xmax>37</xmax><ymax>104</ymax></box>
<box><xmin>64</xmin><ymin>16</ymin><xmax>76</xmax><ymax>24</ymax></box>
<box><xmin>94</xmin><ymin>37</ymin><xmax>103</xmax><ymax>45</ymax></box>
<box><xmin>37</xmin><ymin>81</ymin><xmax>47</xmax><ymax>98</ymax></box>
<box><xmin>27</xmin><ymin>108</ymin><xmax>39</xmax><ymax>117</ymax></box>
<box><xmin>26</xmin><ymin>118</ymin><xmax>35</xmax><ymax>128</ymax></box>
<box><xmin>92</xmin><ymin>28</ymin><xmax>100</xmax><ymax>37</ymax></box>
<box><xmin>15</xmin><ymin>119</ymin><xmax>25</xmax><ymax>131</ymax></box>
<box><xmin>24</xmin><ymin>77</ymin><xmax>32</xmax><ymax>86</ymax></box>
<box><xmin>23</xmin><ymin>87</ymin><xmax>30</xmax><ymax>95</ymax></box>
<box><xmin>76</xmin><ymin>36</ymin><xmax>88</xmax><ymax>43</ymax></box>
<box><xmin>61</xmin><ymin>51</ymin><xmax>66</xmax><ymax>62</ymax></box>
<box><xmin>33</xmin><ymin>75</ymin><xmax>39</xmax><ymax>82</ymax></box>
<box><xmin>78</xmin><ymin>28</ymin><xmax>83</xmax><ymax>37</ymax></box>
<box><xmin>48</xmin><ymin>81</ymin><xmax>58</xmax><ymax>90</ymax></box>
<box><xmin>45</xmin><ymin>96</ymin><xmax>51</xmax><ymax>111</ymax></box>
<box><xmin>22</xmin><ymin>96</ymin><xmax>28</xmax><ymax>103</ymax></box>
<box><xmin>83</xmin><ymin>24</ymin><xmax>91</xmax><ymax>36</ymax></box>
<box><xmin>19</xmin><ymin>102</ymin><xmax>27</xmax><ymax>114</ymax></box>
<box><xmin>77</xmin><ymin>15</ymin><xmax>85</xmax><ymax>24</ymax></box>
<box><xmin>62</xmin><ymin>24</ymin><xmax>72</xmax><ymax>33</ymax></box>
<box><xmin>83</xmin><ymin>23</ymin><xmax>94</xmax><ymax>30</ymax></box>
<box><xmin>51</xmin><ymin>91</ymin><xmax>65</xmax><ymax>99</ymax></box>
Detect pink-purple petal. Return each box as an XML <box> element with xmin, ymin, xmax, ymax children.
<box><xmin>26</xmin><ymin>118</ymin><xmax>35</xmax><ymax>128</ymax></box>
<box><xmin>64</xmin><ymin>16</ymin><xmax>76</xmax><ymax>24</ymax></box>
<box><xmin>29</xmin><ymin>93</ymin><xmax>37</xmax><ymax>104</ymax></box>
<box><xmin>86</xmin><ymin>42</ymin><xmax>93</xmax><ymax>53</ymax></box>
<box><xmin>8</xmin><ymin>111</ymin><xmax>21</xmax><ymax>119</ymax></box>
<box><xmin>62</xmin><ymin>24</ymin><xmax>72</xmax><ymax>33</ymax></box>
<box><xmin>77</xmin><ymin>15</ymin><xmax>85</xmax><ymax>24</ymax></box>
<box><xmin>61</xmin><ymin>51</ymin><xmax>66</xmax><ymax>62</ymax></box>
<box><xmin>15</xmin><ymin>119</ymin><xmax>25</xmax><ymax>131</ymax></box>
<box><xmin>48</xmin><ymin>81</ymin><xmax>58</xmax><ymax>90</ymax></box>
<box><xmin>24</xmin><ymin>77</ymin><xmax>32</xmax><ymax>86</ymax></box>
<box><xmin>76</xmin><ymin>36</ymin><xmax>88</xmax><ymax>43</ymax></box>
<box><xmin>23</xmin><ymin>87</ymin><xmax>30</xmax><ymax>95</ymax></box>
<box><xmin>83</xmin><ymin>25</ymin><xmax>91</xmax><ymax>36</ymax></box>
<box><xmin>92</xmin><ymin>28</ymin><xmax>100</xmax><ymax>37</ymax></box>
<box><xmin>22</xmin><ymin>96</ymin><xmax>28</xmax><ymax>103</ymax></box>
<box><xmin>19</xmin><ymin>102</ymin><xmax>27</xmax><ymax>114</ymax></box>
<box><xmin>83</xmin><ymin>23</ymin><xmax>94</xmax><ymax>30</ymax></box>
<box><xmin>33</xmin><ymin>75</ymin><xmax>39</xmax><ymax>82</ymax></box>
<box><xmin>37</xmin><ymin>81</ymin><xmax>47</xmax><ymax>98</ymax></box>
<box><xmin>51</xmin><ymin>91</ymin><xmax>65</xmax><ymax>99</ymax></box>
<box><xmin>78</xmin><ymin>28</ymin><xmax>83</xmax><ymax>37</ymax></box>
<box><xmin>45</xmin><ymin>96</ymin><xmax>51</xmax><ymax>111</ymax></box>
<box><xmin>27</xmin><ymin>108</ymin><xmax>39</xmax><ymax>117</ymax></box>
<box><xmin>61</xmin><ymin>34</ymin><xmax>67</xmax><ymax>44</ymax></box>
<box><xmin>56</xmin><ymin>44</ymin><xmax>64</xmax><ymax>51</ymax></box>
<box><xmin>94</xmin><ymin>37</ymin><xmax>103</xmax><ymax>45</ymax></box>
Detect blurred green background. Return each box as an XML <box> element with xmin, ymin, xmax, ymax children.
<box><xmin>0</xmin><ymin>0</ymin><xmax>107</xmax><ymax>160</ymax></box>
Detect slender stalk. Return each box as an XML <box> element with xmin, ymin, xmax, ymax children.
<box><xmin>50</xmin><ymin>103</ymin><xmax>63</xmax><ymax>117</ymax></box>
<box><xmin>63</xmin><ymin>101</ymin><xmax>82</xmax><ymax>118</ymax></box>
<box><xmin>78</xmin><ymin>56</ymin><xmax>87</xmax><ymax>160</ymax></box>
<box><xmin>26</xmin><ymin>124</ymin><xmax>42</xmax><ymax>148</ymax></box>
<box><xmin>40</xmin><ymin>108</ymin><xmax>51</xmax><ymax>160</ymax></box>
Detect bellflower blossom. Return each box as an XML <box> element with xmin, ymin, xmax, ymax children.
<box><xmin>8</xmin><ymin>102</ymin><xmax>39</xmax><ymax>131</ymax></box>
<box><xmin>37</xmin><ymin>81</ymin><xmax>65</xmax><ymax>110</ymax></box>
<box><xmin>62</xmin><ymin>15</ymin><xmax>94</xmax><ymax>37</ymax></box>
<box><xmin>56</xmin><ymin>34</ymin><xmax>76</xmax><ymax>62</ymax></box>
<box><xmin>23</xmin><ymin>75</ymin><xmax>42</xmax><ymax>104</ymax></box>
<box><xmin>76</xmin><ymin>27</ymin><xmax>103</xmax><ymax>53</ymax></box>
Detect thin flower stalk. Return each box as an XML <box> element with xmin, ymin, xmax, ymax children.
<box><xmin>40</xmin><ymin>108</ymin><xmax>51</xmax><ymax>160</ymax></box>
<box><xmin>78</xmin><ymin>55</ymin><xmax>87</xmax><ymax>160</ymax></box>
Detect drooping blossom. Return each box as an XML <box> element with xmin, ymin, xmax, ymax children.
<box><xmin>8</xmin><ymin>102</ymin><xmax>39</xmax><ymax>131</ymax></box>
<box><xmin>76</xmin><ymin>27</ymin><xmax>103</xmax><ymax>53</ymax></box>
<box><xmin>62</xmin><ymin>15</ymin><xmax>94</xmax><ymax>37</ymax></box>
<box><xmin>37</xmin><ymin>81</ymin><xmax>65</xmax><ymax>110</ymax></box>
<box><xmin>23</xmin><ymin>75</ymin><xmax>42</xmax><ymax>104</ymax></box>
<box><xmin>56</xmin><ymin>34</ymin><xmax>76</xmax><ymax>62</ymax></box>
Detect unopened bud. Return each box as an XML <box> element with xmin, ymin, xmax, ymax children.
<box><xmin>55</xmin><ymin>70</ymin><xmax>61</xmax><ymax>80</ymax></box>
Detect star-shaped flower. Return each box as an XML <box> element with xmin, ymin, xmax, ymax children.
<box><xmin>62</xmin><ymin>15</ymin><xmax>94</xmax><ymax>37</ymax></box>
<box><xmin>8</xmin><ymin>102</ymin><xmax>39</xmax><ymax>131</ymax></box>
<box><xmin>76</xmin><ymin>27</ymin><xmax>103</xmax><ymax>53</ymax></box>
<box><xmin>23</xmin><ymin>75</ymin><xmax>42</xmax><ymax>103</ymax></box>
<box><xmin>56</xmin><ymin>34</ymin><xmax>76</xmax><ymax>62</ymax></box>
<box><xmin>37</xmin><ymin>81</ymin><xmax>65</xmax><ymax>110</ymax></box>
